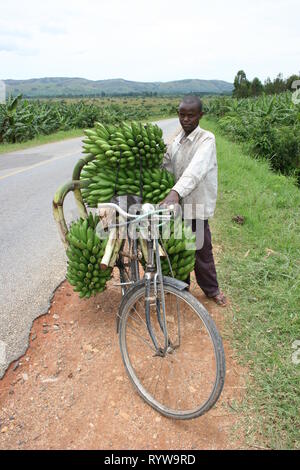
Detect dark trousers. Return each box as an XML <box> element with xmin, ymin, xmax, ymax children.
<box><xmin>185</xmin><ymin>219</ymin><xmax>220</xmax><ymax>297</ymax></box>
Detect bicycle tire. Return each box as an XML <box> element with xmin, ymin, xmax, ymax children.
<box><xmin>118</xmin><ymin>283</ymin><xmax>226</xmax><ymax>420</ymax></box>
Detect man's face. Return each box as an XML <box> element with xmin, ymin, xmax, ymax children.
<box><xmin>178</xmin><ymin>102</ymin><xmax>203</xmax><ymax>134</ymax></box>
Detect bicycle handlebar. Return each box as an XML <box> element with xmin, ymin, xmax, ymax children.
<box><xmin>96</xmin><ymin>202</ymin><xmax>175</xmax><ymax>222</ymax></box>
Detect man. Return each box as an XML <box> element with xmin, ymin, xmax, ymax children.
<box><xmin>160</xmin><ymin>95</ymin><xmax>227</xmax><ymax>306</ymax></box>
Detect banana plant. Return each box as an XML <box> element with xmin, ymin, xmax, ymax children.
<box><xmin>0</xmin><ymin>94</ymin><xmax>23</xmax><ymax>143</ymax></box>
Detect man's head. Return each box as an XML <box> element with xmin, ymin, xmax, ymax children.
<box><xmin>178</xmin><ymin>95</ymin><xmax>204</xmax><ymax>135</ymax></box>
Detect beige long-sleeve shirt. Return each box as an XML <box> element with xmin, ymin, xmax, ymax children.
<box><xmin>162</xmin><ymin>125</ymin><xmax>218</xmax><ymax>220</ymax></box>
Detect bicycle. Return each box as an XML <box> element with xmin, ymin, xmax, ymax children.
<box><xmin>96</xmin><ymin>195</ymin><xmax>226</xmax><ymax>420</ymax></box>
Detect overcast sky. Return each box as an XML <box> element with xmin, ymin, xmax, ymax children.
<box><xmin>0</xmin><ymin>0</ymin><xmax>299</xmax><ymax>83</ymax></box>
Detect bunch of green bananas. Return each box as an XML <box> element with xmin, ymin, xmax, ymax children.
<box><xmin>71</xmin><ymin>121</ymin><xmax>197</xmax><ymax>295</ymax></box>
<box><xmin>160</xmin><ymin>221</ymin><xmax>196</xmax><ymax>281</ymax></box>
<box><xmin>80</xmin><ymin>163</ymin><xmax>175</xmax><ymax>208</ymax></box>
<box><xmin>66</xmin><ymin>213</ymin><xmax>112</xmax><ymax>298</ymax></box>
<box><xmin>82</xmin><ymin>121</ymin><xmax>166</xmax><ymax>169</ymax></box>
<box><xmin>142</xmin><ymin>168</ymin><xmax>175</xmax><ymax>204</ymax></box>
<box><xmin>80</xmin><ymin>165</ymin><xmax>116</xmax><ymax>206</ymax></box>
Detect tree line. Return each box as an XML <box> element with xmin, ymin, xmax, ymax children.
<box><xmin>233</xmin><ymin>70</ymin><xmax>300</xmax><ymax>98</ymax></box>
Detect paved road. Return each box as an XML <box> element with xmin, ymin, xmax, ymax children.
<box><xmin>0</xmin><ymin>118</ymin><xmax>179</xmax><ymax>378</ymax></box>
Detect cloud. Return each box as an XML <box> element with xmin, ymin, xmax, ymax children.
<box><xmin>40</xmin><ymin>24</ymin><xmax>67</xmax><ymax>35</ymax></box>
<box><xmin>0</xmin><ymin>37</ymin><xmax>38</xmax><ymax>56</ymax></box>
<box><xmin>0</xmin><ymin>0</ymin><xmax>299</xmax><ymax>82</ymax></box>
<box><xmin>0</xmin><ymin>41</ymin><xmax>16</xmax><ymax>52</ymax></box>
<box><xmin>0</xmin><ymin>28</ymin><xmax>32</xmax><ymax>39</ymax></box>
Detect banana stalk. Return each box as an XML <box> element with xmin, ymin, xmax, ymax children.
<box><xmin>108</xmin><ymin>236</ymin><xmax>123</xmax><ymax>268</ymax></box>
<box><xmin>156</xmin><ymin>242</ymin><xmax>166</xmax><ymax>258</ymax></box>
<box><xmin>72</xmin><ymin>154</ymin><xmax>95</xmax><ymax>217</ymax></box>
<box><xmin>139</xmin><ymin>237</ymin><xmax>149</xmax><ymax>263</ymax></box>
<box><xmin>52</xmin><ymin>179</ymin><xmax>91</xmax><ymax>248</ymax></box>
<box><xmin>108</xmin><ymin>217</ymin><xmax>127</xmax><ymax>268</ymax></box>
<box><xmin>100</xmin><ymin>227</ymin><xmax>117</xmax><ymax>269</ymax></box>
<box><xmin>138</xmin><ymin>236</ymin><xmax>165</xmax><ymax>263</ymax></box>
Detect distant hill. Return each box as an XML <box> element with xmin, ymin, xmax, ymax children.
<box><xmin>3</xmin><ymin>77</ymin><xmax>233</xmax><ymax>98</ymax></box>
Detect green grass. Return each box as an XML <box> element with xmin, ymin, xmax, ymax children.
<box><xmin>0</xmin><ymin>113</ymin><xmax>176</xmax><ymax>155</ymax></box>
<box><xmin>200</xmin><ymin>116</ymin><xmax>300</xmax><ymax>449</ymax></box>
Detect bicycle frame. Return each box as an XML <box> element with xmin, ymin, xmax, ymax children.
<box><xmin>95</xmin><ymin>201</ymin><xmax>188</xmax><ymax>357</ymax></box>
<box><xmin>118</xmin><ymin>213</ymin><xmax>187</xmax><ymax>357</ymax></box>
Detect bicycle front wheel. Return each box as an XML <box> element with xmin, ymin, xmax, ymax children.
<box><xmin>118</xmin><ymin>283</ymin><xmax>225</xmax><ymax>420</ymax></box>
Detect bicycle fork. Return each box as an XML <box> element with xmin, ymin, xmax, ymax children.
<box><xmin>144</xmin><ymin>238</ymin><xmax>178</xmax><ymax>357</ymax></box>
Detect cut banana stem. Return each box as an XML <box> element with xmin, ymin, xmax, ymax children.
<box><xmin>72</xmin><ymin>155</ymin><xmax>95</xmax><ymax>218</ymax></box>
<box><xmin>100</xmin><ymin>227</ymin><xmax>117</xmax><ymax>269</ymax></box>
<box><xmin>73</xmin><ymin>179</ymin><xmax>89</xmax><ymax>219</ymax></box>
<box><xmin>155</xmin><ymin>241</ymin><xmax>166</xmax><ymax>258</ymax></box>
<box><xmin>139</xmin><ymin>237</ymin><xmax>149</xmax><ymax>263</ymax></box>
<box><xmin>72</xmin><ymin>154</ymin><xmax>95</xmax><ymax>181</ymax></box>
<box><xmin>108</xmin><ymin>235</ymin><xmax>123</xmax><ymax>268</ymax></box>
<box><xmin>53</xmin><ymin>180</ymin><xmax>75</xmax><ymax>248</ymax></box>
<box><xmin>52</xmin><ymin>180</ymin><xmax>91</xmax><ymax>247</ymax></box>
<box><xmin>108</xmin><ymin>216</ymin><xmax>127</xmax><ymax>268</ymax></box>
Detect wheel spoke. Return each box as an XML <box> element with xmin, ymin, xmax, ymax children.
<box><xmin>119</xmin><ymin>284</ymin><xmax>225</xmax><ymax>418</ymax></box>
<box><xmin>128</xmin><ymin>305</ymin><xmax>146</xmax><ymax>328</ymax></box>
<box><xmin>125</xmin><ymin>322</ymin><xmax>156</xmax><ymax>352</ymax></box>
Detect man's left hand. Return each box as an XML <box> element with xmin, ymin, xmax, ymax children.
<box><xmin>159</xmin><ymin>189</ymin><xmax>180</xmax><ymax>207</ymax></box>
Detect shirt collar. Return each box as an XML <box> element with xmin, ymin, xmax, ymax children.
<box><xmin>177</xmin><ymin>126</ymin><xmax>201</xmax><ymax>143</ymax></box>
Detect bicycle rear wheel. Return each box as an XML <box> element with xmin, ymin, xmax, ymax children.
<box><xmin>118</xmin><ymin>283</ymin><xmax>225</xmax><ymax>419</ymax></box>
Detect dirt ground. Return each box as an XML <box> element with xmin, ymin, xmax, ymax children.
<box><xmin>0</xmin><ymin>267</ymin><xmax>248</xmax><ymax>450</ymax></box>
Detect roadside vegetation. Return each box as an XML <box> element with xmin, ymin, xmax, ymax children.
<box><xmin>201</xmin><ymin>116</ymin><xmax>300</xmax><ymax>449</ymax></box>
<box><xmin>204</xmin><ymin>91</ymin><xmax>300</xmax><ymax>183</ymax></box>
<box><xmin>0</xmin><ymin>95</ymin><xmax>179</xmax><ymax>150</ymax></box>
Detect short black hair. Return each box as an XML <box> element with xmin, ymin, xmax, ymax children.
<box><xmin>180</xmin><ymin>95</ymin><xmax>203</xmax><ymax>113</ymax></box>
